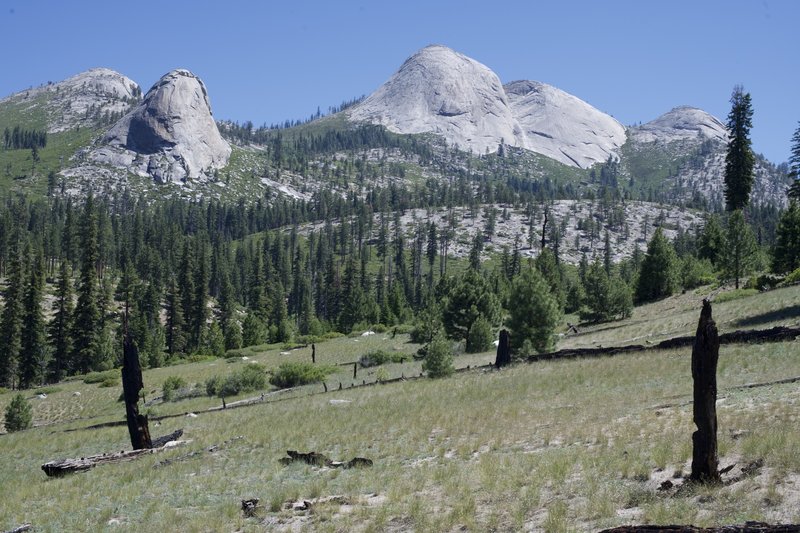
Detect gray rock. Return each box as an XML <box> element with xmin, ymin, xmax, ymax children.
<box><xmin>505</xmin><ymin>80</ymin><xmax>627</xmax><ymax>168</ymax></box>
<box><xmin>629</xmin><ymin>106</ymin><xmax>728</xmax><ymax>144</ymax></box>
<box><xmin>96</xmin><ymin>69</ymin><xmax>230</xmax><ymax>184</ymax></box>
<box><xmin>348</xmin><ymin>45</ymin><xmax>526</xmax><ymax>155</ymax></box>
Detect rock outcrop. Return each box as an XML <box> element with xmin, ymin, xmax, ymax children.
<box><xmin>0</xmin><ymin>68</ymin><xmax>141</xmax><ymax>133</ymax></box>
<box><xmin>348</xmin><ymin>45</ymin><xmax>526</xmax><ymax>155</ymax></box>
<box><xmin>629</xmin><ymin>106</ymin><xmax>728</xmax><ymax>144</ymax></box>
<box><xmin>505</xmin><ymin>80</ymin><xmax>627</xmax><ymax>168</ymax></box>
<box><xmin>348</xmin><ymin>45</ymin><xmax>627</xmax><ymax>167</ymax></box>
<box><xmin>95</xmin><ymin>69</ymin><xmax>230</xmax><ymax>184</ymax></box>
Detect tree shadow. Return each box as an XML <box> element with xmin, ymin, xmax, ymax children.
<box><xmin>734</xmin><ymin>305</ymin><xmax>800</xmax><ymax>328</ymax></box>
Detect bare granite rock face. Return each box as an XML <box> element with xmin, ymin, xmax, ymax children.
<box><xmin>348</xmin><ymin>45</ymin><xmax>627</xmax><ymax>168</ymax></box>
<box><xmin>96</xmin><ymin>69</ymin><xmax>230</xmax><ymax>184</ymax></box>
<box><xmin>629</xmin><ymin>106</ymin><xmax>728</xmax><ymax>144</ymax></box>
<box><xmin>505</xmin><ymin>80</ymin><xmax>627</xmax><ymax>168</ymax></box>
<box><xmin>348</xmin><ymin>45</ymin><xmax>526</xmax><ymax>155</ymax></box>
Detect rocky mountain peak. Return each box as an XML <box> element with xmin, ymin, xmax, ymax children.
<box><xmin>95</xmin><ymin>68</ymin><xmax>231</xmax><ymax>184</ymax></box>
<box><xmin>348</xmin><ymin>45</ymin><xmax>526</xmax><ymax>154</ymax></box>
<box><xmin>0</xmin><ymin>67</ymin><xmax>141</xmax><ymax>133</ymax></box>
<box><xmin>630</xmin><ymin>106</ymin><xmax>728</xmax><ymax>144</ymax></box>
<box><xmin>505</xmin><ymin>80</ymin><xmax>627</xmax><ymax>168</ymax></box>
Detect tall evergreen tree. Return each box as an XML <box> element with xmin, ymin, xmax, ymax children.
<box><xmin>772</xmin><ymin>201</ymin><xmax>800</xmax><ymax>274</ymax></box>
<box><xmin>636</xmin><ymin>227</ymin><xmax>678</xmax><ymax>303</ymax></box>
<box><xmin>19</xmin><ymin>248</ymin><xmax>46</xmax><ymax>388</ymax></box>
<box><xmin>724</xmin><ymin>85</ymin><xmax>755</xmax><ymax>211</ymax></box>
<box><xmin>71</xmin><ymin>195</ymin><xmax>102</xmax><ymax>374</ymax></box>
<box><xmin>164</xmin><ymin>276</ymin><xmax>186</xmax><ymax>356</ymax></box>
<box><xmin>0</xmin><ymin>234</ymin><xmax>25</xmax><ymax>388</ymax></box>
<box><xmin>724</xmin><ymin>210</ymin><xmax>758</xmax><ymax>289</ymax></box>
<box><xmin>788</xmin><ymin>122</ymin><xmax>800</xmax><ymax>201</ymax></box>
<box><xmin>506</xmin><ymin>266</ymin><xmax>561</xmax><ymax>354</ymax></box>
<box><xmin>48</xmin><ymin>261</ymin><xmax>73</xmax><ymax>382</ymax></box>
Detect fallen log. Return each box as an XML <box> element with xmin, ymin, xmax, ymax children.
<box><xmin>600</xmin><ymin>522</ymin><xmax>800</xmax><ymax>532</ymax></box>
<box><xmin>3</xmin><ymin>525</ymin><xmax>32</xmax><ymax>533</ymax></box>
<box><xmin>41</xmin><ymin>430</ymin><xmax>185</xmax><ymax>477</ymax></box>
<box><xmin>279</xmin><ymin>450</ymin><xmax>373</xmax><ymax>469</ymax></box>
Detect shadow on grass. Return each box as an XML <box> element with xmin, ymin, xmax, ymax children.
<box><xmin>734</xmin><ymin>305</ymin><xmax>800</xmax><ymax>328</ymax></box>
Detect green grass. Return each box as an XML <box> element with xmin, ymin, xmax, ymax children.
<box><xmin>1</xmin><ymin>288</ymin><xmax>800</xmax><ymax>531</ymax></box>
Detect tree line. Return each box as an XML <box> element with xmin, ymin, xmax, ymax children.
<box><xmin>3</xmin><ymin>126</ymin><xmax>47</xmax><ymax>150</ymax></box>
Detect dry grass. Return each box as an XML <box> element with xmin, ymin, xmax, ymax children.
<box><xmin>1</xmin><ymin>287</ymin><xmax>799</xmax><ymax>531</ymax></box>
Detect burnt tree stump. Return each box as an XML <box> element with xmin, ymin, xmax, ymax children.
<box><xmin>495</xmin><ymin>329</ymin><xmax>511</xmax><ymax>368</ymax></box>
<box><xmin>353</xmin><ymin>362</ymin><xmax>358</xmax><ymax>379</ymax></box>
<box><xmin>122</xmin><ymin>317</ymin><xmax>151</xmax><ymax>450</ymax></box>
<box><xmin>690</xmin><ymin>299</ymin><xmax>720</xmax><ymax>483</ymax></box>
<box><xmin>311</xmin><ymin>343</ymin><xmax>316</xmax><ymax>363</ymax></box>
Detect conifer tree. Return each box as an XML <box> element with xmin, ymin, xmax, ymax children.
<box><xmin>772</xmin><ymin>201</ymin><xmax>800</xmax><ymax>273</ymax></box>
<box><xmin>48</xmin><ymin>261</ymin><xmax>73</xmax><ymax>382</ymax></box>
<box><xmin>724</xmin><ymin>85</ymin><xmax>755</xmax><ymax>211</ymax></box>
<box><xmin>71</xmin><ymin>195</ymin><xmax>101</xmax><ymax>374</ymax></box>
<box><xmin>164</xmin><ymin>276</ymin><xmax>186</xmax><ymax>356</ymax></box>
<box><xmin>636</xmin><ymin>227</ymin><xmax>678</xmax><ymax>303</ymax></box>
<box><xmin>506</xmin><ymin>266</ymin><xmax>561</xmax><ymax>354</ymax></box>
<box><xmin>0</xmin><ymin>234</ymin><xmax>25</xmax><ymax>388</ymax></box>
<box><xmin>788</xmin><ymin>122</ymin><xmax>800</xmax><ymax>201</ymax></box>
<box><xmin>724</xmin><ymin>210</ymin><xmax>758</xmax><ymax>289</ymax></box>
<box><xmin>442</xmin><ymin>269</ymin><xmax>500</xmax><ymax>343</ymax></box>
<box><xmin>19</xmin><ymin>248</ymin><xmax>46</xmax><ymax>388</ymax></box>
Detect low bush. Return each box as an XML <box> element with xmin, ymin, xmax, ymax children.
<box><xmin>714</xmin><ymin>288</ymin><xmax>759</xmax><ymax>303</ymax></box>
<box><xmin>83</xmin><ymin>370</ymin><xmax>118</xmax><ymax>384</ymax></box>
<box><xmin>205</xmin><ymin>364</ymin><xmax>267</xmax><ymax>398</ymax></box>
<box><xmin>269</xmin><ymin>362</ymin><xmax>337</xmax><ymax>389</ymax></box>
<box><xmin>162</xmin><ymin>376</ymin><xmax>187</xmax><ymax>402</ymax></box>
<box><xmin>99</xmin><ymin>376</ymin><xmax>120</xmax><ymax>388</ymax></box>
<box><xmin>422</xmin><ymin>333</ymin><xmax>454</xmax><ymax>379</ymax></box>
<box><xmin>358</xmin><ymin>350</ymin><xmax>410</xmax><ymax>368</ymax></box>
<box><xmin>34</xmin><ymin>386</ymin><xmax>62</xmax><ymax>395</ymax></box>
<box><xmin>4</xmin><ymin>394</ymin><xmax>33</xmax><ymax>432</ymax></box>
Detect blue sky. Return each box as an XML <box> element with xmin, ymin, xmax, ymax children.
<box><xmin>1</xmin><ymin>0</ymin><xmax>797</xmax><ymax>163</ymax></box>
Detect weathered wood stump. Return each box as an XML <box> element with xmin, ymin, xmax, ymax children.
<box><xmin>690</xmin><ymin>299</ymin><xmax>720</xmax><ymax>483</ymax></box>
<box><xmin>311</xmin><ymin>343</ymin><xmax>316</xmax><ymax>363</ymax></box>
<box><xmin>495</xmin><ymin>329</ymin><xmax>511</xmax><ymax>368</ymax></box>
<box><xmin>122</xmin><ymin>319</ymin><xmax>151</xmax><ymax>450</ymax></box>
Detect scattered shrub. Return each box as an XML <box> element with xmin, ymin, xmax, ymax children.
<box><xmin>466</xmin><ymin>315</ymin><xmax>494</xmax><ymax>353</ymax></box>
<box><xmin>714</xmin><ymin>288</ymin><xmax>759</xmax><ymax>303</ymax></box>
<box><xmin>269</xmin><ymin>362</ymin><xmax>337</xmax><ymax>389</ymax></box>
<box><xmin>162</xmin><ymin>376</ymin><xmax>187</xmax><ymax>402</ymax></box>
<box><xmin>205</xmin><ymin>364</ymin><xmax>267</xmax><ymax>398</ymax></box>
<box><xmin>0</xmin><ymin>387</ymin><xmax>9</xmax><ymax>395</ymax></box>
<box><xmin>99</xmin><ymin>377</ymin><xmax>120</xmax><ymax>388</ymax></box>
<box><xmin>358</xmin><ymin>350</ymin><xmax>410</xmax><ymax>368</ymax></box>
<box><xmin>422</xmin><ymin>333</ymin><xmax>454</xmax><ymax>379</ymax></box>
<box><xmin>83</xmin><ymin>370</ymin><xmax>118</xmax><ymax>384</ymax></box>
<box><xmin>4</xmin><ymin>394</ymin><xmax>33</xmax><ymax>432</ymax></box>
<box><xmin>34</xmin><ymin>386</ymin><xmax>62</xmax><ymax>395</ymax></box>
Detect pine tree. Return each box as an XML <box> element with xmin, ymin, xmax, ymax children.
<box><xmin>772</xmin><ymin>201</ymin><xmax>800</xmax><ymax>273</ymax></box>
<box><xmin>506</xmin><ymin>266</ymin><xmax>561</xmax><ymax>354</ymax></box>
<box><xmin>48</xmin><ymin>261</ymin><xmax>73</xmax><ymax>382</ymax></box>
<box><xmin>724</xmin><ymin>85</ymin><xmax>755</xmax><ymax>211</ymax></box>
<box><xmin>19</xmin><ymin>248</ymin><xmax>46</xmax><ymax>388</ymax></box>
<box><xmin>636</xmin><ymin>227</ymin><xmax>678</xmax><ymax>303</ymax></box>
<box><xmin>724</xmin><ymin>210</ymin><xmax>758</xmax><ymax>289</ymax></box>
<box><xmin>165</xmin><ymin>277</ymin><xmax>186</xmax><ymax>356</ymax></box>
<box><xmin>71</xmin><ymin>195</ymin><xmax>101</xmax><ymax>374</ymax></box>
<box><xmin>788</xmin><ymin>122</ymin><xmax>800</xmax><ymax>201</ymax></box>
<box><xmin>0</xmin><ymin>234</ymin><xmax>25</xmax><ymax>388</ymax></box>
<box><xmin>698</xmin><ymin>215</ymin><xmax>725</xmax><ymax>266</ymax></box>
<box><xmin>190</xmin><ymin>241</ymin><xmax>209</xmax><ymax>350</ymax></box>
<box><xmin>442</xmin><ymin>269</ymin><xmax>500</xmax><ymax>343</ymax></box>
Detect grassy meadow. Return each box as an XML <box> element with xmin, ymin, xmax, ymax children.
<box><xmin>0</xmin><ymin>285</ymin><xmax>799</xmax><ymax>531</ymax></box>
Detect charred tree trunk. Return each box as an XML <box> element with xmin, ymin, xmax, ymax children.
<box><xmin>122</xmin><ymin>315</ymin><xmax>151</xmax><ymax>450</ymax></box>
<box><xmin>495</xmin><ymin>329</ymin><xmax>511</xmax><ymax>368</ymax></box>
<box><xmin>311</xmin><ymin>343</ymin><xmax>316</xmax><ymax>364</ymax></box>
<box><xmin>690</xmin><ymin>299</ymin><xmax>720</xmax><ymax>483</ymax></box>
<box><xmin>541</xmin><ymin>208</ymin><xmax>548</xmax><ymax>250</ymax></box>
